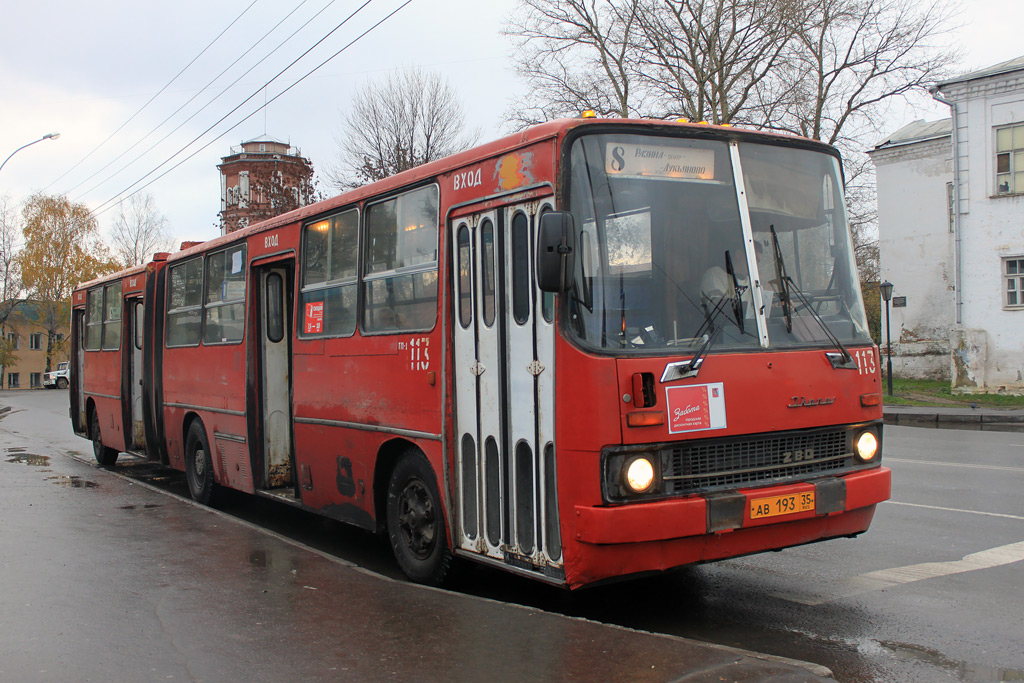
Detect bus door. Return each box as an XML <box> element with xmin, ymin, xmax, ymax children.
<box><xmin>451</xmin><ymin>198</ymin><xmax>562</xmax><ymax>573</ymax></box>
<box><xmin>125</xmin><ymin>297</ymin><xmax>145</xmax><ymax>450</ymax></box>
<box><xmin>254</xmin><ymin>264</ymin><xmax>294</xmax><ymax>490</ymax></box>
<box><xmin>71</xmin><ymin>308</ymin><xmax>86</xmax><ymax>433</ymax></box>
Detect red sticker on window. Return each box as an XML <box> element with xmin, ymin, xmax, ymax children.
<box><xmin>305</xmin><ymin>302</ymin><xmax>323</xmax><ymax>334</ymax></box>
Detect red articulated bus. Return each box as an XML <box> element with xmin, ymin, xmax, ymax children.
<box><xmin>72</xmin><ymin>117</ymin><xmax>890</xmax><ymax>588</ymax></box>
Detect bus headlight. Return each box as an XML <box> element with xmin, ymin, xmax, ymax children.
<box><xmin>855</xmin><ymin>431</ymin><xmax>879</xmax><ymax>462</ymax></box>
<box><xmin>625</xmin><ymin>457</ymin><xmax>655</xmax><ymax>493</ymax></box>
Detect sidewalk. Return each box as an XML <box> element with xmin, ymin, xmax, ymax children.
<box><xmin>883</xmin><ymin>404</ymin><xmax>1024</xmax><ymax>429</ymax></box>
<box><xmin>0</xmin><ymin>425</ymin><xmax>832</xmax><ymax>682</ymax></box>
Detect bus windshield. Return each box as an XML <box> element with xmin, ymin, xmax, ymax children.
<box><xmin>566</xmin><ymin>133</ymin><xmax>871</xmax><ymax>354</ymax></box>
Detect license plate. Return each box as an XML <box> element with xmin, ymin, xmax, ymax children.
<box><xmin>750</xmin><ymin>491</ymin><xmax>815</xmax><ymax>520</ymax></box>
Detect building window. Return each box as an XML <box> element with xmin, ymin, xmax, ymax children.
<box><xmin>6</xmin><ymin>332</ymin><xmax>18</xmax><ymax>350</ymax></box>
<box><xmin>1004</xmin><ymin>256</ymin><xmax>1024</xmax><ymax>309</ymax></box>
<box><xmin>30</xmin><ymin>373</ymin><xmax>41</xmax><ymax>388</ymax></box>
<box><xmin>7</xmin><ymin>372</ymin><xmax>19</xmax><ymax>389</ymax></box>
<box><xmin>995</xmin><ymin>123</ymin><xmax>1024</xmax><ymax>195</ymax></box>
<box><xmin>29</xmin><ymin>333</ymin><xmax>42</xmax><ymax>350</ymax></box>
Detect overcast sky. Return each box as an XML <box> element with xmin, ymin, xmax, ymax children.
<box><xmin>1</xmin><ymin>0</ymin><xmax>1021</xmax><ymax>246</ymax></box>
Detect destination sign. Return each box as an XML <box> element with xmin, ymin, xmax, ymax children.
<box><xmin>605</xmin><ymin>142</ymin><xmax>715</xmax><ymax>180</ymax></box>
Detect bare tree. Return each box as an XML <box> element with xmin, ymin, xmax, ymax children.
<box><xmin>504</xmin><ymin>0</ymin><xmax>958</xmax><ymax>135</ymax></box>
<box><xmin>767</xmin><ymin>0</ymin><xmax>960</xmax><ymax>146</ymax></box>
<box><xmin>505</xmin><ymin>0</ymin><xmax>649</xmax><ymax>125</ymax></box>
<box><xmin>503</xmin><ymin>0</ymin><xmax>959</xmax><ymax>287</ymax></box>
<box><xmin>111</xmin><ymin>193</ymin><xmax>174</xmax><ymax>267</ymax></box>
<box><xmin>0</xmin><ymin>196</ymin><xmax>21</xmax><ymax>325</ymax></box>
<box><xmin>635</xmin><ymin>0</ymin><xmax>801</xmax><ymax>125</ymax></box>
<box><xmin>329</xmin><ymin>69</ymin><xmax>479</xmax><ymax>189</ymax></box>
<box><xmin>1</xmin><ymin>196</ymin><xmax>23</xmax><ymax>388</ymax></box>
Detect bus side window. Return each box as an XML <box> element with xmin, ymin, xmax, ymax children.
<box><xmin>85</xmin><ymin>287</ymin><xmax>103</xmax><ymax>351</ymax></box>
<box><xmin>300</xmin><ymin>209</ymin><xmax>358</xmax><ymax>338</ymax></box>
<box><xmin>101</xmin><ymin>282</ymin><xmax>122</xmax><ymax>351</ymax></box>
<box><xmin>167</xmin><ymin>258</ymin><xmax>203</xmax><ymax>347</ymax></box>
<box><xmin>362</xmin><ymin>185</ymin><xmax>439</xmax><ymax>333</ymax></box>
<box><xmin>203</xmin><ymin>244</ymin><xmax>246</xmax><ymax>345</ymax></box>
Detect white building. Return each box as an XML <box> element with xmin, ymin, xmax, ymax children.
<box><xmin>869</xmin><ymin>56</ymin><xmax>1024</xmax><ymax>393</ymax></box>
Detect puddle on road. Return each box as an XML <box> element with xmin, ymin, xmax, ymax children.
<box><xmin>47</xmin><ymin>475</ymin><xmax>98</xmax><ymax>489</ymax></box>
<box><xmin>118</xmin><ymin>504</ymin><xmax>163</xmax><ymax>511</ymax></box>
<box><xmin>881</xmin><ymin>640</ymin><xmax>1024</xmax><ymax>681</ymax></box>
<box><xmin>6</xmin><ymin>453</ymin><xmax>52</xmax><ymax>467</ymax></box>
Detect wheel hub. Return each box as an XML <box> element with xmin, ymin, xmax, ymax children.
<box><xmin>193</xmin><ymin>448</ymin><xmax>206</xmax><ymax>478</ymax></box>
<box><xmin>397</xmin><ymin>478</ymin><xmax>435</xmax><ymax>559</ymax></box>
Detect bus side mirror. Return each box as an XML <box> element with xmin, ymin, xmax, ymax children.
<box><xmin>536</xmin><ymin>211</ymin><xmax>576</xmax><ymax>293</ymax></box>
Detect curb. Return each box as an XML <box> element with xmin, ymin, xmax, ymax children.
<box><xmin>884</xmin><ymin>411</ymin><xmax>1024</xmax><ymax>429</ymax></box>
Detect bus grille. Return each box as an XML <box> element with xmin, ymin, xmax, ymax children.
<box><xmin>662</xmin><ymin>427</ymin><xmax>856</xmax><ymax>495</ymax></box>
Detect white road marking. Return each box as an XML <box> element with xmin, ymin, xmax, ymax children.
<box><xmin>885</xmin><ymin>457</ymin><xmax>1024</xmax><ymax>473</ymax></box>
<box><xmin>778</xmin><ymin>540</ymin><xmax>1024</xmax><ymax>606</ymax></box>
<box><xmin>884</xmin><ymin>500</ymin><xmax>1024</xmax><ymax>522</ymax></box>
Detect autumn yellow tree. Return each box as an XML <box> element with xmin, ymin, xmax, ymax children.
<box><xmin>18</xmin><ymin>193</ymin><xmax>120</xmax><ymax>372</ymax></box>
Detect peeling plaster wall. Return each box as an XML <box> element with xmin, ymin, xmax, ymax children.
<box><xmin>946</xmin><ymin>77</ymin><xmax>1024</xmax><ymax>394</ymax></box>
<box><xmin>871</xmin><ymin>138</ymin><xmax>954</xmax><ymax>380</ymax></box>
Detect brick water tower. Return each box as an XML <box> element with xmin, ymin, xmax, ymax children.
<box><xmin>218</xmin><ymin>136</ymin><xmax>315</xmax><ymax>235</ymax></box>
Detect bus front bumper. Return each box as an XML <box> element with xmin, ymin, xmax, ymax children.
<box><xmin>573</xmin><ymin>466</ymin><xmax>890</xmax><ymax>545</ymax></box>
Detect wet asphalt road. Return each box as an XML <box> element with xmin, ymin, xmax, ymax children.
<box><xmin>3</xmin><ymin>390</ymin><xmax>1023</xmax><ymax>682</ymax></box>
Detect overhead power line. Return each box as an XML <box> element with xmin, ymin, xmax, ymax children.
<box><xmin>44</xmin><ymin>0</ymin><xmax>262</xmax><ymax>192</ymax></box>
<box><xmin>68</xmin><ymin>0</ymin><xmax>344</xmax><ymax>202</ymax></box>
<box><xmin>90</xmin><ymin>0</ymin><xmax>415</xmax><ymax>220</ymax></box>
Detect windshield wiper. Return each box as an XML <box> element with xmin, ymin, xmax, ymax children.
<box><xmin>725</xmin><ymin>250</ymin><xmax>745</xmax><ymax>336</ymax></box>
<box><xmin>668</xmin><ymin>251</ymin><xmax>751</xmax><ymax>380</ymax></box>
<box><xmin>663</xmin><ymin>325</ymin><xmax>722</xmax><ymax>381</ymax></box>
<box><xmin>768</xmin><ymin>225</ymin><xmax>856</xmax><ymax>370</ymax></box>
<box><xmin>769</xmin><ymin>225</ymin><xmax>794</xmax><ymax>334</ymax></box>
<box><xmin>670</xmin><ymin>286</ymin><xmax>735</xmax><ymax>380</ymax></box>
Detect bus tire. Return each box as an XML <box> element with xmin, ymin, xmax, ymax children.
<box><xmin>386</xmin><ymin>451</ymin><xmax>451</xmax><ymax>586</ymax></box>
<box><xmin>56</xmin><ymin>377</ymin><xmax>68</xmax><ymax>390</ymax></box>
<box><xmin>90</xmin><ymin>409</ymin><xmax>118</xmax><ymax>467</ymax></box>
<box><xmin>185</xmin><ymin>420</ymin><xmax>216</xmax><ymax>505</ymax></box>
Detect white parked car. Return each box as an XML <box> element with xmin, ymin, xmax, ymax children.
<box><xmin>43</xmin><ymin>361</ymin><xmax>69</xmax><ymax>390</ymax></box>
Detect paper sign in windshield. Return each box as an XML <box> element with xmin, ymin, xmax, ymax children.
<box><xmin>666</xmin><ymin>383</ymin><xmax>726</xmax><ymax>434</ymax></box>
<box><xmin>605</xmin><ymin>142</ymin><xmax>715</xmax><ymax>180</ymax></box>
<box><xmin>305</xmin><ymin>301</ymin><xmax>324</xmax><ymax>334</ymax></box>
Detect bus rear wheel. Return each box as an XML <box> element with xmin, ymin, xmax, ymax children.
<box><xmin>185</xmin><ymin>421</ymin><xmax>216</xmax><ymax>505</ymax></box>
<box><xmin>90</xmin><ymin>410</ymin><xmax>118</xmax><ymax>467</ymax></box>
<box><xmin>386</xmin><ymin>451</ymin><xmax>451</xmax><ymax>586</ymax></box>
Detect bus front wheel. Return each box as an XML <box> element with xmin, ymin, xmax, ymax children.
<box><xmin>185</xmin><ymin>421</ymin><xmax>216</xmax><ymax>505</ymax></box>
<box><xmin>386</xmin><ymin>451</ymin><xmax>451</xmax><ymax>586</ymax></box>
<box><xmin>90</xmin><ymin>409</ymin><xmax>118</xmax><ymax>467</ymax></box>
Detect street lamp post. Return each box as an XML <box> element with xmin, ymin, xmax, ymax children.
<box><xmin>0</xmin><ymin>133</ymin><xmax>61</xmax><ymax>175</ymax></box>
<box><xmin>880</xmin><ymin>280</ymin><xmax>894</xmax><ymax>397</ymax></box>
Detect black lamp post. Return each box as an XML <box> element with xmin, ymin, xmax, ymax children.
<box><xmin>879</xmin><ymin>280</ymin><xmax>894</xmax><ymax>396</ymax></box>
